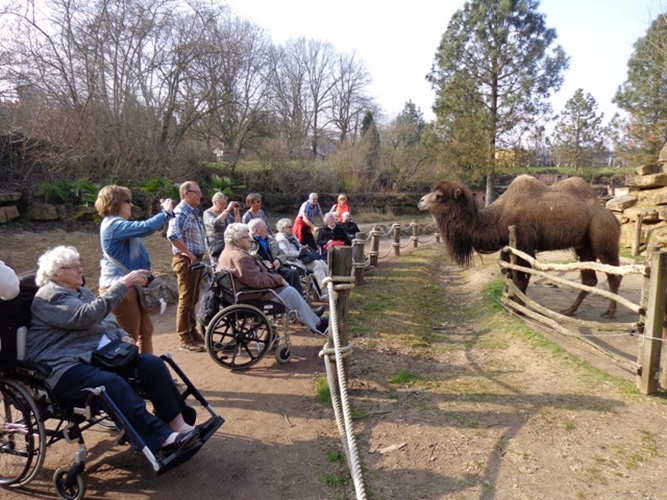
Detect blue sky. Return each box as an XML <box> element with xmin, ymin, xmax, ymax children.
<box><xmin>224</xmin><ymin>0</ymin><xmax>663</xmax><ymax>124</ymax></box>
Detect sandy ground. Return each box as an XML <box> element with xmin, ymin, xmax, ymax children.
<box><xmin>1</xmin><ymin>224</ymin><xmax>666</xmax><ymax>500</ymax></box>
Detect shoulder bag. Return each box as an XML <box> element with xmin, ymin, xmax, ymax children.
<box><xmin>102</xmin><ymin>250</ymin><xmax>168</xmax><ymax>315</ymax></box>
<box><xmin>91</xmin><ymin>338</ymin><xmax>139</xmax><ymax>371</ymax></box>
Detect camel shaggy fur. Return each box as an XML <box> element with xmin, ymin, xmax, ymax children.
<box><xmin>418</xmin><ymin>175</ymin><xmax>622</xmax><ymax>318</ymax></box>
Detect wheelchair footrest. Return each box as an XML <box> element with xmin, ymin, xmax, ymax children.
<box><xmin>156</xmin><ymin>415</ymin><xmax>224</xmax><ymax>476</ymax></box>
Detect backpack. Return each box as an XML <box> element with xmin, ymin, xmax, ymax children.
<box><xmin>196</xmin><ymin>278</ymin><xmax>221</xmax><ymax>328</ymax></box>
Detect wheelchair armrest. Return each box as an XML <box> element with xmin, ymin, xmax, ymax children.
<box><xmin>9</xmin><ymin>360</ymin><xmax>52</xmax><ymax>379</ymax></box>
<box><xmin>235</xmin><ymin>288</ymin><xmax>286</xmax><ymax>306</ymax></box>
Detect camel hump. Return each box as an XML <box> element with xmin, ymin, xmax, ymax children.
<box><xmin>551</xmin><ymin>177</ymin><xmax>599</xmax><ymax>201</ymax></box>
<box><xmin>498</xmin><ymin>175</ymin><xmax>547</xmax><ymax>202</ymax></box>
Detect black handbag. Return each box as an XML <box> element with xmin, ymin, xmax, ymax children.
<box><xmin>91</xmin><ymin>339</ymin><xmax>139</xmax><ymax>371</ymax></box>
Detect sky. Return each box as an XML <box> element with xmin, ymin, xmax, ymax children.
<box><xmin>224</xmin><ymin>0</ymin><xmax>665</xmax><ymax>124</ymax></box>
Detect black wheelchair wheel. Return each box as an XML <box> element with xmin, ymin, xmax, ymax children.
<box><xmin>205</xmin><ymin>304</ymin><xmax>275</xmax><ymax>370</ymax></box>
<box><xmin>53</xmin><ymin>465</ymin><xmax>86</xmax><ymax>500</ymax></box>
<box><xmin>0</xmin><ymin>379</ymin><xmax>46</xmax><ymax>487</ymax></box>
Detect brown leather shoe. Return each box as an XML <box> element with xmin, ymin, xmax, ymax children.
<box><xmin>190</xmin><ymin>331</ymin><xmax>206</xmax><ymax>345</ymax></box>
<box><xmin>179</xmin><ymin>342</ymin><xmax>205</xmax><ymax>353</ymax></box>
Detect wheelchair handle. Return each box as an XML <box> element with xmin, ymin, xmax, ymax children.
<box><xmin>189</xmin><ymin>262</ymin><xmax>206</xmax><ymax>271</ymax></box>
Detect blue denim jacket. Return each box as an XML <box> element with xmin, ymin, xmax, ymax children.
<box><xmin>99</xmin><ymin>213</ymin><xmax>169</xmax><ymax>286</ymax></box>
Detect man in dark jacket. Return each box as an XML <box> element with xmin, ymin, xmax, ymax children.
<box><xmin>248</xmin><ymin>218</ymin><xmax>304</xmax><ymax>296</ymax></box>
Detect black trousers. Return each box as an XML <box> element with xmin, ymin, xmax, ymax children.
<box><xmin>279</xmin><ymin>265</ymin><xmax>304</xmax><ymax>296</ymax></box>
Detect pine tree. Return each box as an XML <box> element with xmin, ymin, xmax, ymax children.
<box><xmin>427</xmin><ymin>0</ymin><xmax>568</xmax><ymax>203</ymax></box>
<box><xmin>614</xmin><ymin>14</ymin><xmax>667</xmax><ymax>164</ymax></box>
<box><xmin>552</xmin><ymin>89</ymin><xmax>606</xmax><ymax>170</ymax></box>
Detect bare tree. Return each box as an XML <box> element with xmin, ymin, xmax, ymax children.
<box><xmin>330</xmin><ymin>52</ymin><xmax>373</xmax><ymax>144</ymax></box>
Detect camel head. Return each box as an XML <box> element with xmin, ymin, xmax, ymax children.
<box><xmin>418</xmin><ymin>181</ymin><xmax>467</xmax><ymax>213</ymax></box>
<box><xmin>418</xmin><ymin>180</ymin><xmax>479</xmax><ymax>267</ymax></box>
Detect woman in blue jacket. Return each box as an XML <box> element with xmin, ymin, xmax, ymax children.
<box><xmin>95</xmin><ymin>185</ymin><xmax>174</xmax><ymax>354</ymax></box>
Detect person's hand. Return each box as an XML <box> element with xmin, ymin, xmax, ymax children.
<box><xmin>273</xmin><ymin>259</ymin><xmax>282</xmax><ymax>270</ymax></box>
<box><xmin>120</xmin><ymin>269</ymin><xmax>150</xmax><ymax>288</ymax></box>
<box><xmin>121</xmin><ymin>335</ymin><xmax>136</xmax><ymax>345</ymax></box>
<box><xmin>160</xmin><ymin>198</ymin><xmax>174</xmax><ymax>214</ymax></box>
<box><xmin>183</xmin><ymin>252</ymin><xmax>198</xmax><ymax>264</ymax></box>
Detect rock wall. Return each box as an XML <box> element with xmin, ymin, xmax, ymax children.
<box><xmin>606</xmin><ymin>146</ymin><xmax>667</xmax><ymax>252</ymax></box>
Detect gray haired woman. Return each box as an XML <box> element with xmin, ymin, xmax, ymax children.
<box><xmin>203</xmin><ymin>192</ymin><xmax>241</xmax><ymax>264</ymax></box>
<box><xmin>27</xmin><ymin>245</ymin><xmax>200</xmax><ymax>457</ymax></box>
<box><xmin>218</xmin><ymin>223</ymin><xmax>328</xmax><ymax>335</ymax></box>
<box><xmin>275</xmin><ymin>218</ymin><xmax>328</xmax><ymax>300</ymax></box>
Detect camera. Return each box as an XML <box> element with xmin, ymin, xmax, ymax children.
<box><xmin>145</xmin><ymin>274</ymin><xmax>155</xmax><ymax>286</ymax></box>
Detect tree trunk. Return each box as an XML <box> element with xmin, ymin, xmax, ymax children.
<box><xmin>485</xmin><ymin>171</ymin><xmax>496</xmax><ymax>206</ymax></box>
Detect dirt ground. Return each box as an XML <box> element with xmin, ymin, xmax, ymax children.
<box><xmin>1</xmin><ymin>224</ymin><xmax>667</xmax><ymax>500</ymax></box>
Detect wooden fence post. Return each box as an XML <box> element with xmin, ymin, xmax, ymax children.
<box><xmin>392</xmin><ymin>223</ymin><xmax>401</xmax><ymax>257</ymax></box>
<box><xmin>369</xmin><ymin>226</ymin><xmax>381</xmax><ymax>267</ymax></box>
<box><xmin>412</xmin><ymin>220</ymin><xmax>419</xmax><ymax>248</ymax></box>
<box><xmin>632</xmin><ymin>213</ymin><xmax>644</xmax><ymax>257</ymax></box>
<box><xmin>352</xmin><ymin>237</ymin><xmax>365</xmax><ymax>286</ymax></box>
<box><xmin>637</xmin><ymin>250</ymin><xmax>667</xmax><ymax>394</ymax></box>
<box><xmin>330</xmin><ymin>246</ymin><xmax>352</xmax><ymax>386</ymax></box>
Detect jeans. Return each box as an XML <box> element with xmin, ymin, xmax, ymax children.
<box><xmin>54</xmin><ymin>354</ymin><xmax>188</xmax><ymax>452</ymax></box>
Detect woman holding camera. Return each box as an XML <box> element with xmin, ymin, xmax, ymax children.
<box><xmin>95</xmin><ymin>185</ymin><xmax>175</xmax><ymax>354</ymax></box>
<box><xmin>203</xmin><ymin>192</ymin><xmax>241</xmax><ymax>265</ymax></box>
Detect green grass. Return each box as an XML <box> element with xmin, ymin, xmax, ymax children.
<box><xmin>388</xmin><ymin>369</ymin><xmax>423</xmax><ymax>385</ymax></box>
<box><xmin>314</xmin><ymin>376</ymin><xmax>331</xmax><ymax>404</ymax></box>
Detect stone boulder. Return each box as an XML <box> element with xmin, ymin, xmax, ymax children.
<box><xmin>606</xmin><ymin>195</ymin><xmax>637</xmax><ymax>212</ymax></box>
<box><xmin>0</xmin><ymin>206</ymin><xmax>19</xmax><ymax>223</ymax></box>
<box><xmin>0</xmin><ymin>192</ymin><xmax>21</xmax><ymax>203</ymax></box>
<box><xmin>626</xmin><ymin>173</ymin><xmax>667</xmax><ymax>189</ymax></box>
<box><xmin>636</xmin><ymin>164</ymin><xmax>660</xmax><ymax>176</ymax></box>
<box><xmin>24</xmin><ymin>203</ymin><xmax>59</xmax><ymax>221</ymax></box>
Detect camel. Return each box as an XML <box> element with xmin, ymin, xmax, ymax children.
<box><xmin>417</xmin><ymin>174</ymin><xmax>622</xmax><ymax>318</ymax></box>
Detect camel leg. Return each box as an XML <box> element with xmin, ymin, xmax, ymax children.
<box><xmin>600</xmin><ymin>254</ymin><xmax>622</xmax><ymax>319</ymax></box>
<box><xmin>561</xmin><ymin>249</ymin><xmax>597</xmax><ymax>317</ymax></box>
<box><xmin>510</xmin><ymin>258</ymin><xmax>531</xmax><ymax>307</ymax></box>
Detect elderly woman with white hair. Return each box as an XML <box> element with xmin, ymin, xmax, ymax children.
<box><xmin>203</xmin><ymin>191</ymin><xmax>241</xmax><ymax>264</ymax></box>
<box><xmin>218</xmin><ymin>223</ymin><xmax>329</xmax><ymax>336</ymax></box>
<box><xmin>275</xmin><ymin>218</ymin><xmax>328</xmax><ymax>300</ymax></box>
<box><xmin>26</xmin><ymin>245</ymin><xmax>201</xmax><ymax>457</ymax></box>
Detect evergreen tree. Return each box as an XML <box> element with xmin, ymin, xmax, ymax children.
<box><xmin>552</xmin><ymin>89</ymin><xmax>606</xmax><ymax>170</ymax></box>
<box><xmin>360</xmin><ymin>111</ymin><xmax>380</xmax><ymax>172</ymax></box>
<box><xmin>394</xmin><ymin>100</ymin><xmax>425</xmax><ymax>146</ymax></box>
<box><xmin>427</xmin><ymin>0</ymin><xmax>568</xmax><ymax>203</ymax></box>
<box><xmin>614</xmin><ymin>14</ymin><xmax>667</xmax><ymax>164</ymax></box>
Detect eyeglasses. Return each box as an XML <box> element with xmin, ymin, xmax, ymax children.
<box><xmin>187</xmin><ymin>190</ymin><xmax>201</xmax><ymax>195</ymax></box>
<box><xmin>284</xmin><ymin>225</ymin><xmax>293</xmax><ymax>229</ymax></box>
<box><xmin>61</xmin><ymin>264</ymin><xmax>84</xmax><ymax>271</ymax></box>
<box><xmin>240</xmin><ymin>235</ymin><xmax>251</xmax><ymax>240</ymax></box>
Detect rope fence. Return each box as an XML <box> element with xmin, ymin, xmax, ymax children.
<box><xmin>316</xmin><ymin>222</ymin><xmax>439</xmax><ymax>498</ymax></box>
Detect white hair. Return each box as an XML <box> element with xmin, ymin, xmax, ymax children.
<box><xmin>276</xmin><ymin>218</ymin><xmax>293</xmax><ymax>232</ymax></box>
<box><xmin>36</xmin><ymin>246</ymin><xmax>81</xmax><ymax>287</ymax></box>
<box><xmin>212</xmin><ymin>192</ymin><xmax>228</xmax><ymax>203</ymax></box>
<box><xmin>248</xmin><ymin>218</ymin><xmax>267</xmax><ymax>233</ymax></box>
<box><xmin>224</xmin><ymin>223</ymin><xmax>250</xmax><ymax>245</ymax></box>
<box><xmin>323</xmin><ymin>212</ymin><xmax>337</xmax><ymax>224</ymax></box>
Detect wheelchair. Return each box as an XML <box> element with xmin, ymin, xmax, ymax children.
<box><xmin>0</xmin><ymin>271</ymin><xmax>224</xmax><ymax>499</ymax></box>
<box><xmin>195</xmin><ymin>264</ymin><xmax>299</xmax><ymax>370</ymax></box>
<box><xmin>285</xmin><ymin>259</ymin><xmax>326</xmax><ymax>305</ymax></box>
